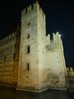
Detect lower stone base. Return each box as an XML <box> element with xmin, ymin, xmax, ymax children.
<box><xmin>16</xmin><ymin>86</ymin><xmax>67</xmax><ymax>93</ymax></box>
<box><xmin>50</xmin><ymin>87</ymin><xmax>67</xmax><ymax>91</ymax></box>
<box><xmin>16</xmin><ymin>87</ymin><xmax>49</xmax><ymax>93</ymax></box>
<box><xmin>0</xmin><ymin>83</ymin><xmax>67</xmax><ymax>94</ymax></box>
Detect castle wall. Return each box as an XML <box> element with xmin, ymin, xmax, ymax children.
<box><xmin>46</xmin><ymin>33</ymin><xmax>67</xmax><ymax>89</ymax></box>
<box><xmin>0</xmin><ymin>2</ymin><xmax>67</xmax><ymax>92</ymax></box>
<box><xmin>17</xmin><ymin>2</ymin><xmax>49</xmax><ymax>91</ymax></box>
<box><xmin>17</xmin><ymin>2</ymin><xmax>67</xmax><ymax>91</ymax></box>
<box><xmin>0</xmin><ymin>30</ymin><xmax>20</xmax><ymax>86</ymax></box>
<box><xmin>17</xmin><ymin>3</ymin><xmax>40</xmax><ymax>90</ymax></box>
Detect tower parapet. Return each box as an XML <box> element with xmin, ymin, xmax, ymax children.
<box><xmin>46</xmin><ymin>32</ymin><xmax>62</xmax><ymax>45</ymax></box>
<box><xmin>0</xmin><ymin>1</ymin><xmax>67</xmax><ymax>92</ymax></box>
<box><xmin>67</xmin><ymin>67</ymin><xmax>74</xmax><ymax>72</ymax></box>
<box><xmin>52</xmin><ymin>32</ymin><xmax>61</xmax><ymax>43</ymax></box>
<box><xmin>0</xmin><ymin>32</ymin><xmax>16</xmax><ymax>48</ymax></box>
<box><xmin>46</xmin><ymin>34</ymin><xmax>51</xmax><ymax>45</ymax></box>
<box><xmin>52</xmin><ymin>32</ymin><xmax>63</xmax><ymax>50</ymax></box>
<box><xmin>46</xmin><ymin>32</ymin><xmax>63</xmax><ymax>51</ymax></box>
<box><xmin>21</xmin><ymin>1</ymin><xmax>45</xmax><ymax>19</ymax></box>
<box><xmin>67</xmin><ymin>67</ymin><xmax>74</xmax><ymax>77</ymax></box>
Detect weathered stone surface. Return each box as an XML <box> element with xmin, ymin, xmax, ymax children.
<box><xmin>0</xmin><ymin>2</ymin><xmax>67</xmax><ymax>92</ymax></box>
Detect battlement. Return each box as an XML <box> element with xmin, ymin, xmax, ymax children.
<box><xmin>46</xmin><ymin>34</ymin><xmax>51</xmax><ymax>45</ymax></box>
<box><xmin>67</xmin><ymin>67</ymin><xmax>74</xmax><ymax>72</ymax></box>
<box><xmin>46</xmin><ymin>32</ymin><xmax>62</xmax><ymax>44</ymax></box>
<box><xmin>21</xmin><ymin>1</ymin><xmax>45</xmax><ymax>19</ymax></box>
<box><xmin>47</xmin><ymin>32</ymin><xmax>62</xmax><ymax>44</ymax></box>
<box><xmin>0</xmin><ymin>32</ymin><xmax>16</xmax><ymax>47</ymax></box>
<box><xmin>52</xmin><ymin>32</ymin><xmax>63</xmax><ymax>50</ymax></box>
<box><xmin>46</xmin><ymin>32</ymin><xmax>63</xmax><ymax>51</ymax></box>
<box><xmin>52</xmin><ymin>32</ymin><xmax>61</xmax><ymax>42</ymax></box>
<box><xmin>67</xmin><ymin>67</ymin><xmax>74</xmax><ymax>77</ymax></box>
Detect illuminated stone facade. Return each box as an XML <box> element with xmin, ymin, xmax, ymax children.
<box><xmin>0</xmin><ymin>2</ymin><xmax>67</xmax><ymax>92</ymax></box>
<box><xmin>0</xmin><ymin>29</ymin><xmax>20</xmax><ymax>85</ymax></box>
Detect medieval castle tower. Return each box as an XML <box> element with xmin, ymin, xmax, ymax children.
<box><xmin>0</xmin><ymin>2</ymin><xmax>67</xmax><ymax>92</ymax></box>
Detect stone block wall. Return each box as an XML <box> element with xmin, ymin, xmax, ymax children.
<box><xmin>0</xmin><ymin>2</ymin><xmax>67</xmax><ymax>92</ymax></box>
<box><xmin>45</xmin><ymin>33</ymin><xmax>67</xmax><ymax>89</ymax></box>
<box><xmin>0</xmin><ymin>28</ymin><xmax>20</xmax><ymax>86</ymax></box>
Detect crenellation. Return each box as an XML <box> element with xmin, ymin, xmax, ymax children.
<box><xmin>42</xmin><ymin>12</ymin><xmax>46</xmax><ymax>19</ymax></box>
<box><xmin>0</xmin><ymin>32</ymin><xmax>16</xmax><ymax>47</ymax></box>
<box><xmin>70</xmin><ymin>67</ymin><xmax>74</xmax><ymax>72</ymax></box>
<box><xmin>52</xmin><ymin>32</ymin><xmax>61</xmax><ymax>41</ymax></box>
<box><xmin>27</xmin><ymin>5</ymin><xmax>32</xmax><ymax>11</ymax></box>
<box><xmin>12</xmin><ymin>32</ymin><xmax>15</xmax><ymax>38</ymax></box>
<box><xmin>67</xmin><ymin>67</ymin><xmax>74</xmax><ymax>77</ymax></box>
<box><xmin>21</xmin><ymin>1</ymin><xmax>45</xmax><ymax>20</ymax></box>
<box><xmin>46</xmin><ymin>34</ymin><xmax>51</xmax><ymax>45</ymax></box>
<box><xmin>38</xmin><ymin>5</ymin><xmax>46</xmax><ymax>20</ymax></box>
<box><xmin>47</xmin><ymin>34</ymin><xmax>51</xmax><ymax>41</ymax></box>
<box><xmin>33</xmin><ymin>1</ymin><xmax>39</xmax><ymax>10</ymax></box>
<box><xmin>56</xmin><ymin>32</ymin><xmax>62</xmax><ymax>41</ymax></box>
<box><xmin>46</xmin><ymin>32</ymin><xmax>64</xmax><ymax>52</ymax></box>
<box><xmin>52</xmin><ymin>32</ymin><xmax>60</xmax><ymax>42</ymax></box>
<box><xmin>52</xmin><ymin>33</ymin><xmax>56</xmax><ymax>41</ymax></box>
<box><xmin>50</xmin><ymin>32</ymin><xmax>63</xmax><ymax>50</ymax></box>
<box><xmin>0</xmin><ymin>31</ymin><xmax>19</xmax><ymax>85</ymax></box>
<box><xmin>22</xmin><ymin>8</ymin><xmax>27</xmax><ymax>16</ymax></box>
<box><xmin>39</xmin><ymin>7</ymin><xmax>42</xmax><ymax>14</ymax></box>
<box><xmin>56</xmin><ymin>32</ymin><xmax>60</xmax><ymax>36</ymax></box>
<box><xmin>67</xmin><ymin>67</ymin><xmax>74</xmax><ymax>72</ymax></box>
<box><xmin>22</xmin><ymin>6</ymin><xmax>34</xmax><ymax>15</ymax></box>
<box><xmin>0</xmin><ymin>1</ymin><xmax>67</xmax><ymax>92</ymax></box>
<box><xmin>5</xmin><ymin>36</ymin><xmax>8</xmax><ymax>41</ymax></box>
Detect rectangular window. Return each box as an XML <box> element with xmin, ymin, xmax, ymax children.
<box><xmin>15</xmin><ymin>44</ymin><xmax>16</xmax><ymax>47</ymax></box>
<box><xmin>26</xmin><ymin>63</ymin><xmax>30</xmax><ymax>71</ymax></box>
<box><xmin>27</xmin><ymin>46</ymin><xmax>30</xmax><ymax>53</ymax></box>
<box><xmin>4</xmin><ymin>56</ymin><xmax>6</xmax><ymax>61</ymax></box>
<box><xmin>13</xmin><ymin>53</ymin><xmax>15</xmax><ymax>59</ymax></box>
<box><xmin>27</xmin><ymin>34</ymin><xmax>30</xmax><ymax>39</ymax></box>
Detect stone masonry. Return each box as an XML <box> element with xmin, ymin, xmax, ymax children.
<box><xmin>0</xmin><ymin>2</ymin><xmax>67</xmax><ymax>92</ymax></box>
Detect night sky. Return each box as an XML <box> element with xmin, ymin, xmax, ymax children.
<box><xmin>0</xmin><ymin>0</ymin><xmax>74</xmax><ymax>67</ymax></box>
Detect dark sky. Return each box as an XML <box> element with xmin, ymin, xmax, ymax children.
<box><xmin>0</xmin><ymin>0</ymin><xmax>74</xmax><ymax>67</ymax></box>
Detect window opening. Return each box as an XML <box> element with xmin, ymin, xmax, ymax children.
<box><xmin>4</xmin><ymin>56</ymin><xmax>6</xmax><ymax>61</ymax></box>
<box><xmin>27</xmin><ymin>34</ymin><xmax>30</xmax><ymax>39</ymax></box>
<box><xmin>13</xmin><ymin>53</ymin><xmax>15</xmax><ymax>59</ymax></box>
<box><xmin>27</xmin><ymin>46</ymin><xmax>30</xmax><ymax>53</ymax></box>
<box><xmin>26</xmin><ymin>63</ymin><xmax>30</xmax><ymax>71</ymax></box>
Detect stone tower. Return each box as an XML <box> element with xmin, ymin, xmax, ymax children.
<box><xmin>16</xmin><ymin>1</ymin><xmax>67</xmax><ymax>92</ymax></box>
<box><xmin>17</xmin><ymin>2</ymin><xmax>47</xmax><ymax>92</ymax></box>
<box><xmin>46</xmin><ymin>32</ymin><xmax>67</xmax><ymax>89</ymax></box>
